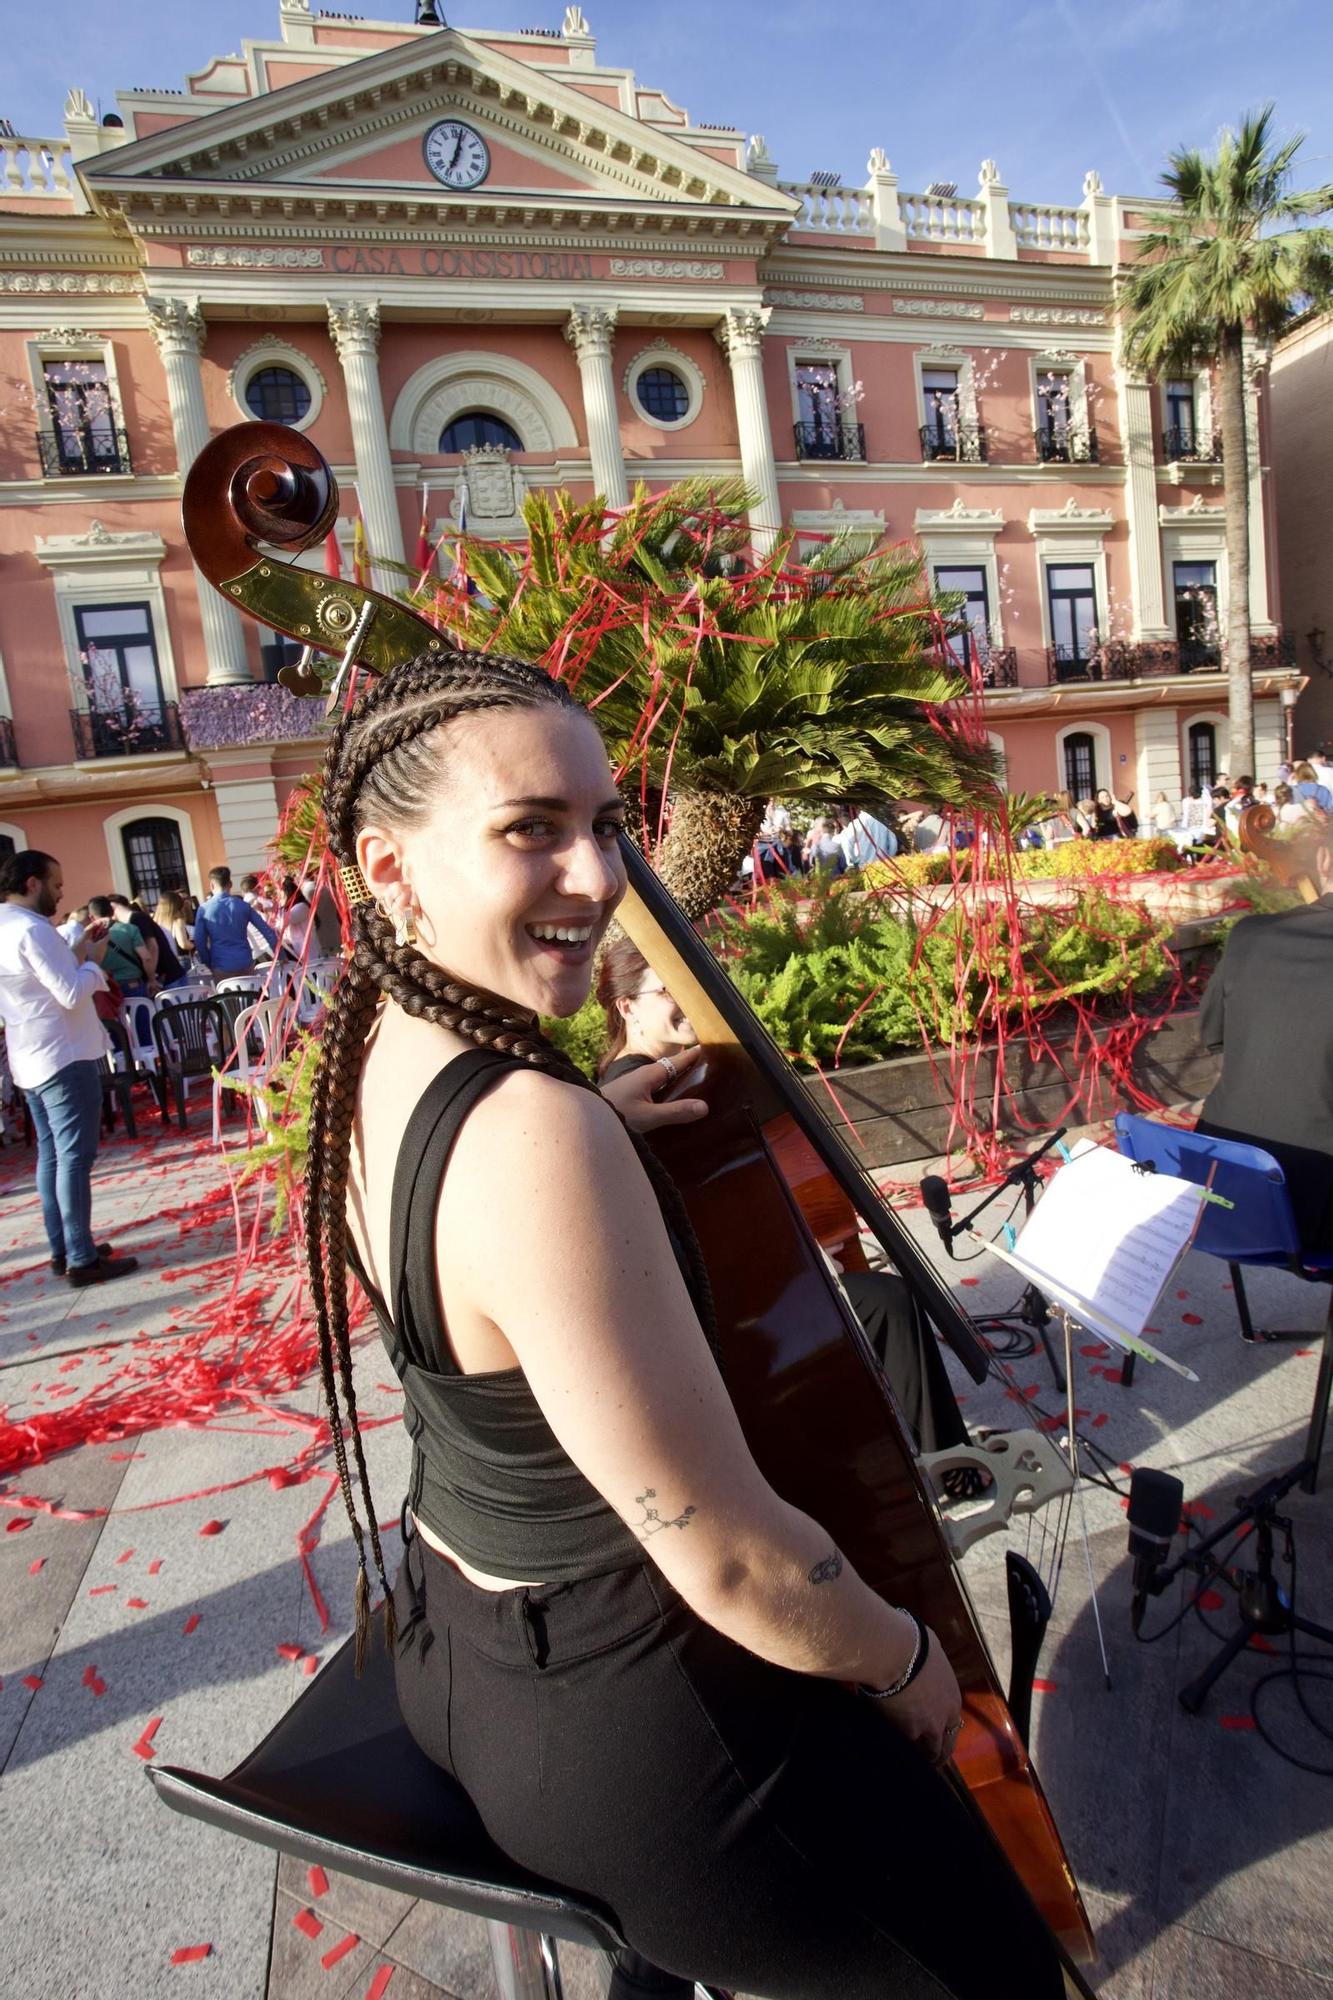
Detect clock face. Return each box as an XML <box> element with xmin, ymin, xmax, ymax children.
<box><xmin>423</xmin><ymin>120</ymin><xmax>490</xmax><ymax>191</ymax></box>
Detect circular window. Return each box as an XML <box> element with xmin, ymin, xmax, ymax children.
<box><xmin>439</xmin><ymin>412</ymin><xmax>523</xmax><ymax>453</ymax></box>
<box><xmin>244</xmin><ymin>366</ymin><xmax>312</xmax><ymax>424</ymax></box>
<box><xmin>635</xmin><ymin>366</ymin><xmax>690</xmax><ymax>423</ymax></box>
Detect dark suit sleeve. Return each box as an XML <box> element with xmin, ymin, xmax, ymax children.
<box><xmin>1198</xmin><ymin>944</ymin><xmax>1228</xmax><ymax>1051</ymax></box>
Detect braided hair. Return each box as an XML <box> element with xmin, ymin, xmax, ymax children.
<box><xmin>306</xmin><ymin>648</ymin><xmax>716</xmax><ymax>1667</ymax></box>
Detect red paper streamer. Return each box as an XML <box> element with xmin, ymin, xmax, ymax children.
<box><xmin>197</xmin><ymin>1520</ymin><xmax>225</xmax><ymax>1537</ymax></box>
<box><xmin>321</xmin><ymin>1933</ymin><xmax>360</xmax><ymax>1970</ymax></box>
<box><xmin>181</xmin><ymin>1614</ymin><xmax>201</xmax><ymax>1636</ymax></box>
<box><xmin>293</xmin><ymin>1909</ymin><xmax>323</xmax><ymax>1941</ymax></box>
<box><xmin>170</xmin><ymin>1944</ymin><xmax>212</xmax><ymax>1964</ymax></box>
<box><xmin>133</xmin><ymin>1717</ymin><xmax>163</xmax><ymax>1761</ymax></box>
<box><xmin>365</xmin><ymin>1967</ymin><xmax>395</xmax><ymax>2000</ymax></box>
<box><xmin>307</xmin><ymin>1865</ymin><xmax>329</xmax><ymax>1900</ymax></box>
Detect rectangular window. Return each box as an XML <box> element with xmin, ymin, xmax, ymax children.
<box><xmin>42</xmin><ymin>358</ymin><xmax>124</xmax><ymax>474</ymax></box>
<box><xmin>1046</xmin><ymin>564</ymin><xmax>1100</xmax><ymax>676</ymax></box>
<box><xmin>72</xmin><ymin>602</ymin><xmax>174</xmax><ymax>757</ymax></box>
<box><xmin>795</xmin><ymin>360</ymin><xmax>848</xmax><ymax>460</ymax></box>
<box><xmin>1165</xmin><ymin>379</ymin><xmax>1196</xmax><ymax>458</ymax></box>
<box><xmin>934</xmin><ymin>564</ymin><xmax>990</xmax><ymax>670</ymax></box>
<box><xmin>1036</xmin><ymin>370</ymin><xmax>1073</xmax><ymax>458</ymax></box>
<box><xmin>922</xmin><ymin>366</ymin><xmax>960</xmax><ymax>451</ymax></box>
<box><xmin>1173</xmin><ymin>560</ymin><xmax>1220</xmax><ymax>670</ymax></box>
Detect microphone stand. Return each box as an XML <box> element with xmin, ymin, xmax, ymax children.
<box><xmin>940</xmin><ymin>1128</ymin><xmax>1069</xmax><ymax>1392</ymax></box>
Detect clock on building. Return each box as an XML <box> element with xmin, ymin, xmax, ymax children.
<box><xmin>423</xmin><ymin>119</ymin><xmax>491</xmax><ymax>190</ymax></box>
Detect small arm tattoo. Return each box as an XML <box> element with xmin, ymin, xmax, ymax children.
<box><xmin>633</xmin><ymin>1489</ymin><xmax>697</xmax><ymax>1538</ymax></box>
<box><xmin>808</xmin><ymin>1550</ymin><xmax>844</xmax><ymax>1585</ymax></box>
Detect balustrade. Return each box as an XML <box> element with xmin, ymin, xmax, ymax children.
<box><xmin>899</xmin><ymin>190</ymin><xmax>986</xmax><ymax>244</ymax></box>
<box><xmin>1</xmin><ymin>134</ymin><xmax>73</xmax><ymax>197</ymax></box>
<box><xmin>70</xmin><ymin>702</ymin><xmax>184</xmax><ymax>761</ymax></box>
<box><xmin>1008</xmin><ymin>202</ymin><xmax>1089</xmax><ymax>251</ymax></box>
<box><xmin>778</xmin><ymin>181</ymin><xmax>873</xmax><ymax>235</ymax></box>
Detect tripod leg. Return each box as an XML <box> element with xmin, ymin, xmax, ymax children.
<box><xmin>1302</xmin><ymin>1301</ymin><xmax>1332</xmax><ymax>1496</ymax></box>
<box><xmin>1028</xmin><ymin>1289</ymin><xmax>1067</xmax><ymax>1393</ymax></box>
<box><xmin>1178</xmin><ymin>1621</ymin><xmax>1253</xmax><ymax>1715</ymax></box>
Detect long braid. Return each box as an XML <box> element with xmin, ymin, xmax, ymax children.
<box><xmin>305</xmin><ymin>647</ymin><xmax>717</xmax><ymax>1667</ymax></box>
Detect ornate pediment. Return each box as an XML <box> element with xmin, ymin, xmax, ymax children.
<box><xmin>82</xmin><ymin>25</ymin><xmax>795</xmax><ymax>229</ymax></box>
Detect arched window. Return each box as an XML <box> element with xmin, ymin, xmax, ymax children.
<box><xmin>1063</xmin><ymin>731</ymin><xmax>1098</xmax><ymax>801</ymax></box>
<box><xmin>244</xmin><ymin>366</ymin><xmax>312</xmax><ymax>425</ymax></box>
<box><xmin>121</xmin><ymin>817</ymin><xmax>187</xmax><ymax>904</ymax></box>
<box><xmin>1188</xmin><ymin>721</ymin><xmax>1218</xmax><ymax>791</ymax></box>
<box><xmin>439</xmin><ymin>412</ymin><xmax>523</xmax><ymax>453</ymax></box>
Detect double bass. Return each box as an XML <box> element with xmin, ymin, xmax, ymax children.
<box><xmin>182</xmin><ymin>423</ymin><xmax>1098</xmax><ymax>1990</ymax></box>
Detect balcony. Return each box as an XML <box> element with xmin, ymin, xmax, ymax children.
<box><xmin>976</xmin><ymin>647</ymin><xmax>1019</xmax><ymax>690</ymax></box>
<box><xmin>1163</xmin><ymin>426</ymin><xmax>1222</xmax><ymax>464</ymax></box>
<box><xmin>0</xmin><ymin>717</ymin><xmax>16</xmax><ymax>767</ymax></box>
<box><xmin>920</xmin><ymin>423</ymin><xmax>987</xmax><ymax>464</ymax></box>
<box><xmin>71</xmin><ymin>701</ymin><xmax>184</xmax><ymax>760</ymax></box>
<box><xmin>793</xmin><ymin>419</ymin><xmax>866</xmax><ymax>462</ymax></box>
<box><xmin>1034</xmin><ymin>425</ymin><xmax>1099</xmax><ymax>465</ymax></box>
<box><xmin>1044</xmin><ymin>630</ymin><xmax>1296</xmax><ymax>684</ymax></box>
<box><xmin>37</xmin><ymin>424</ymin><xmax>133</xmax><ymax>477</ymax></box>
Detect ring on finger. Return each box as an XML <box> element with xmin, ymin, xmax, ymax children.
<box><xmin>657</xmin><ymin>1055</ymin><xmax>678</xmax><ymax>1083</ymax></box>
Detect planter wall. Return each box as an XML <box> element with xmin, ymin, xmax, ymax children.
<box><xmin>800</xmin><ymin>1008</ymin><xmax>1219</xmax><ymax>1170</ymax></box>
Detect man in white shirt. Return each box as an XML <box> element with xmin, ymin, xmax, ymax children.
<box><xmin>838</xmin><ymin>807</ymin><xmax>898</xmax><ymax>871</ymax></box>
<box><xmin>0</xmin><ymin>851</ymin><xmax>138</xmax><ymax>1287</ymax></box>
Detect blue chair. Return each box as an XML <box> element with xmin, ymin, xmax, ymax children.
<box><xmin>1114</xmin><ymin>1114</ymin><xmax>1333</xmax><ymax>1492</ymax></box>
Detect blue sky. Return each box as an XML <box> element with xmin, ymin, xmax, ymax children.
<box><xmin>9</xmin><ymin>0</ymin><xmax>1333</xmax><ymax>205</ymax></box>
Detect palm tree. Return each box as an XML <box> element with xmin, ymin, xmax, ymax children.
<box><xmin>432</xmin><ymin>481</ymin><xmax>997</xmax><ymax>918</ymax></box>
<box><xmin>1118</xmin><ymin>107</ymin><xmax>1333</xmax><ymax>777</ymax></box>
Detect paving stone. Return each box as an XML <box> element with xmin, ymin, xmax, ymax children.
<box><xmin>379</xmin><ymin>1898</ymin><xmax>496</xmax><ymax>1997</ymax></box>
<box><xmin>276</xmin><ymin>1853</ymin><xmax>416</xmax><ymax>1955</ymax></box>
<box><xmin>268</xmin><ymin>1886</ymin><xmax>379</xmax><ymax>1999</ymax></box>
<box><xmin>1152</xmin><ymin>1924</ymin><xmax>1333</xmax><ymax>1999</ymax></box>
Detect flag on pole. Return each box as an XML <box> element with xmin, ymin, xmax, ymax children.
<box><xmin>351</xmin><ymin>511</ymin><xmax>370</xmax><ymax>589</ymax></box>
<box><xmin>323</xmin><ymin>525</ymin><xmax>343</xmax><ymax>578</ymax></box>
<box><xmin>413</xmin><ymin>485</ymin><xmax>434</xmax><ymax>591</ymax></box>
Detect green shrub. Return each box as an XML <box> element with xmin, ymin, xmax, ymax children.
<box><xmin>861</xmin><ymin>835</ymin><xmax>1181</xmax><ymax>891</ymax></box>
<box><xmin>541</xmin><ymin>995</ymin><xmax>604</xmax><ymax>1076</ymax></box>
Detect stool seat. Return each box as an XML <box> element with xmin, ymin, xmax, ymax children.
<box><xmin>148</xmin><ymin>1603</ymin><xmax>627</xmax><ymax>1955</ymax></box>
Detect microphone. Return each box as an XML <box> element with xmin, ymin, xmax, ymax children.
<box><xmin>1126</xmin><ymin>1467</ymin><xmax>1183</xmax><ymax>1630</ymax></box>
<box><xmin>920</xmin><ymin>1175</ymin><xmax>955</xmax><ymax>1259</ymax></box>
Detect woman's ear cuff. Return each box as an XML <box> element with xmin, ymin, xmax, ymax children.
<box><xmin>339</xmin><ymin>861</ymin><xmax>373</xmax><ymax>906</ymax></box>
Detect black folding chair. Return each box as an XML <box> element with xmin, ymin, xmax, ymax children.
<box><xmin>150</xmin><ymin>1604</ymin><xmax>721</xmax><ymax>1998</ymax></box>
<box><xmin>151</xmin><ymin>998</ymin><xmax>228</xmax><ymax>1131</ymax></box>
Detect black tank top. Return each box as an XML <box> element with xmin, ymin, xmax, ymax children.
<box><xmin>349</xmin><ymin>1046</ymin><xmax>646</xmax><ymax>1582</ymax></box>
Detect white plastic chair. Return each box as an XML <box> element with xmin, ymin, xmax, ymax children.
<box><xmin>295</xmin><ymin>954</ymin><xmax>341</xmax><ymax>1025</ymax></box>
<box><xmin>212</xmin><ymin>996</ymin><xmax>292</xmax><ymax>1144</ymax></box>
<box><xmin>216</xmin><ymin>972</ymin><xmax>265</xmax><ymax>996</ymax></box>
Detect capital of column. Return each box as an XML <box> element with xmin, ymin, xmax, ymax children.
<box><xmin>145</xmin><ymin>295</ymin><xmax>205</xmax><ymax>357</ymax></box>
<box><xmin>327</xmin><ymin>297</ymin><xmax>382</xmax><ymax>359</ymax></box>
<box><xmin>714</xmin><ymin>305</ymin><xmax>771</xmax><ymax>363</ymax></box>
<box><xmin>564</xmin><ymin>304</ymin><xmax>618</xmax><ymax>363</ymax></box>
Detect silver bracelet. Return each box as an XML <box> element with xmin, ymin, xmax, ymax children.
<box><xmin>858</xmin><ymin>1611</ymin><xmax>928</xmax><ymax>1700</ymax></box>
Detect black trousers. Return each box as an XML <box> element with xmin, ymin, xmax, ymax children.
<box><xmin>840</xmin><ymin>1270</ymin><xmax>970</xmax><ymax>1456</ymax></box>
<box><xmin>392</xmin><ymin>1533</ymin><xmax>1064</xmax><ymax>2000</ymax></box>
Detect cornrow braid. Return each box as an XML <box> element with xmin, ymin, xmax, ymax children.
<box><xmin>305</xmin><ymin>646</ymin><xmax>717</xmax><ymax>1668</ymax></box>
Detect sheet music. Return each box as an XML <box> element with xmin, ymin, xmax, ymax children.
<box><xmin>1011</xmin><ymin>1141</ymin><xmax>1203</xmax><ymax>1334</ymax></box>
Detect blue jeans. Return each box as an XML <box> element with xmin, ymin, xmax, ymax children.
<box><xmin>27</xmin><ymin>1059</ymin><xmax>103</xmax><ymax>1269</ymax></box>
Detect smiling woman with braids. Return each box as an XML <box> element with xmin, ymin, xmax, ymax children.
<box><xmin>311</xmin><ymin>649</ymin><xmax>1064</xmax><ymax>2000</ymax></box>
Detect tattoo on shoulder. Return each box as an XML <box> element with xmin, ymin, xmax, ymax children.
<box><xmin>808</xmin><ymin>1550</ymin><xmax>844</xmax><ymax>1586</ymax></box>
<box><xmin>633</xmin><ymin>1488</ymin><xmax>697</xmax><ymax>1538</ymax></box>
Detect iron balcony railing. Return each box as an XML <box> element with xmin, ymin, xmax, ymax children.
<box><xmin>1034</xmin><ymin>424</ymin><xmax>1099</xmax><ymax>464</ymax></box>
<box><xmin>977</xmin><ymin>646</ymin><xmax>1019</xmax><ymax>689</ymax></box>
<box><xmin>36</xmin><ymin>424</ymin><xmax>133</xmax><ymax>477</ymax></box>
<box><xmin>1163</xmin><ymin>426</ymin><xmax>1222</xmax><ymax>463</ymax></box>
<box><xmin>70</xmin><ymin>701</ymin><xmax>184</xmax><ymax>760</ymax></box>
<box><xmin>1045</xmin><ymin>630</ymin><xmax>1296</xmax><ymax>684</ymax></box>
<box><xmin>0</xmin><ymin>717</ymin><xmax>16</xmax><ymax>767</ymax></box>
<box><xmin>919</xmin><ymin>423</ymin><xmax>987</xmax><ymax>464</ymax></box>
<box><xmin>793</xmin><ymin>419</ymin><xmax>866</xmax><ymax>462</ymax></box>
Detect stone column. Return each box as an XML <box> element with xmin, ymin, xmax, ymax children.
<box><xmin>1115</xmin><ymin>364</ymin><xmax>1169</xmax><ymax>637</ymax></box>
<box><xmin>145</xmin><ymin>295</ymin><xmax>252</xmax><ymax>687</ymax></box>
<box><xmin>326</xmin><ymin>299</ymin><xmax>405</xmax><ymax>594</ymax></box>
<box><xmin>563</xmin><ymin>305</ymin><xmax>629</xmax><ymax>512</ymax></box>
<box><xmin>978</xmin><ymin>160</ymin><xmax>1018</xmax><ymax>261</ymax></box>
<box><xmin>714</xmin><ymin>306</ymin><xmax>781</xmax><ymax>554</ymax></box>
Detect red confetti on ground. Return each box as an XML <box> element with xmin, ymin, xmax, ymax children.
<box><xmin>365</xmin><ymin>1967</ymin><xmax>395</xmax><ymax>2000</ymax></box>
<box><xmin>302</xmin><ymin>1654</ymin><xmax>318</xmax><ymax>1676</ymax></box>
<box><xmin>1182</xmin><ymin>1312</ymin><xmax>1203</xmax><ymax>1326</ymax></box>
<box><xmin>181</xmin><ymin>1613</ymin><xmax>201</xmax><ymax>1636</ymax></box>
<box><xmin>114</xmin><ymin>1548</ymin><xmax>135</xmax><ymax>1565</ymax></box>
<box><xmin>1198</xmin><ymin>1589</ymin><xmax>1226</xmax><ymax>1612</ymax></box>
<box><xmin>82</xmin><ymin>1665</ymin><xmax>107</xmax><ymax>1696</ymax></box>
<box><xmin>959</xmin><ymin>1277</ymin><xmax>979</xmax><ymax>1287</ymax></box>
<box><xmin>1176</xmin><ymin>1290</ymin><xmax>1190</xmax><ymax>1300</ymax></box>
<box><xmin>1091</xmin><ymin>1413</ymin><xmax>1109</xmax><ymax>1428</ymax></box>
<box><xmin>197</xmin><ymin>1520</ymin><xmax>225</xmax><ymax>1537</ymax></box>
<box><xmin>307</xmin><ymin>1865</ymin><xmax>329</xmax><ymax>1900</ymax></box>
<box><xmin>1249</xmin><ymin>1634</ymin><xmax>1278</xmax><ymax>1655</ymax></box>
<box><xmin>22</xmin><ymin>1675</ymin><xmax>42</xmax><ymax>1690</ymax></box>
<box><xmin>6</xmin><ymin>1517</ymin><xmax>33</xmax><ymax>1532</ymax></box>
<box><xmin>170</xmin><ymin>1944</ymin><xmax>212</xmax><ymax>1965</ymax></box>
<box><xmin>276</xmin><ymin>1642</ymin><xmax>303</xmax><ymax>1662</ymax></box>
<box><xmin>108</xmin><ymin>1451</ymin><xmax>146</xmax><ymax>1462</ymax></box>
<box><xmin>1079</xmin><ymin>1344</ymin><xmax>1108</xmax><ymax>1358</ymax></box>
<box><xmin>28</xmin><ymin>1557</ymin><xmax>44</xmax><ymax>1575</ymax></box>
<box><xmin>1032</xmin><ymin>1678</ymin><xmax>1057</xmax><ymax>1694</ymax></box>
<box><xmin>1220</xmin><ymin>1714</ymin><xmax>1256</xmax><ymax>1730</ymax></box>
<box><xmin>293</xmin><ymin>1909</ymin><xmax>323</xmax><ymax>1941</ymax></box>
<box><xmin>133</xmin><ymin>1717</ymin><xmax>163</xmax><ymax>1761</ymax></box>
<box><xmin>321</xmin><ymin>1933</ymin><xmax>360</xmax><ymax>1971</ymax></box>
<box><xmin>1182</xmin><ymin>1500</ymin><xmax>1215</xmax><ymax>1520</ymax></box>
<box><xmin>148</xmin><ymin>1559</ymin><xmax>163</xmax><ymax>1576</ymax></box>
<box><xmin>127</xmin><ymin>1597</ymin><xmax>149</xmax><ymax>1610</ymax></box>
<box><xmin>89</xmin><ymin>1584</ymin><xmax>116</xmax><ymax>1597</ymax></box>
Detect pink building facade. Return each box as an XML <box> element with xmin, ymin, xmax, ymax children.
<box><xmin>0</xmin><ymin>2</ymin><xmax>1299</xmax><ymax>906</ymax></box>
